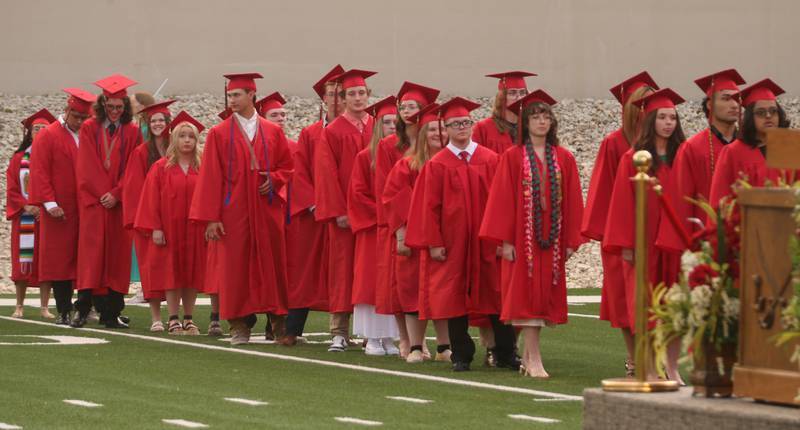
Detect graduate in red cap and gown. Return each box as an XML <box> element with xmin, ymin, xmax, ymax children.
<box><xmin>30</xmin><ymin>89</ymin><xmax>95</xmax><ymax>324</ymax></box>
<box><xmin>74</xmin><ymin>74</ymin><xmax>142</xmax><ymax>328</ymax></box>
<box><xmin>7</xmin><ymin>109</ymin><xmax>56</xmax><ymax>319</ymax></box>
<box><xmin>604</xmin><ymin>88</ymin><xmax>688</xmax><ymax>384</ymax></box>
<box><xmin>710</xmin><ymin>78</ymin><xmax>794</xmax><ymax>205</ymax></box>
<box><xmin>123</xmin><ymin>99</ymin><xmax>175</xmax><ymax>331</ymax></box>
<box><xmin>279</xmin><ymin>65</ymin><xmax>344</xmax><ymax>346</ymax></box>
<box><xmin>189</xmin><ymin>72</ymin><xmax>294</xmax><ymax>345</ymax></box>
<box><xmin>473</xmin><ymin>71</ymin><xmax>536</xmax><ymax>155</ymax></box>
<box><xmin>674</xmin><ymin>69</ymin><xmax>745</xmax><ymax>232</ymax></box>
<box><xmin>582</xmin><ymin>71</ymin><xmax>658</xmax><ymax>376</ymax></box>
<box><xmin>406</xmin><ymin>97</ymin><xmax>518</xmax><ymax>372</ymax></box>
<box><xmin>313</xmin><ymin>68</ymin><xmax>376</xmax><ymax>352</ymax></box>
<box><xmin>136</xmin><ymin>111</ymin><xmax>208</xmax><ymax>336</ymax></box>
<box><xmin>481</xmin><ymin>89</ymin><xmax>585</xmax><ymax>378</ymax></box>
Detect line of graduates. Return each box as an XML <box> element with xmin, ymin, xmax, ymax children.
<box><xmin>6</xmin><ymin>66</ymin><xmax>792</xmax><ymax>379</ymax></box>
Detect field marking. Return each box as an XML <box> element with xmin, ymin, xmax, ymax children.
<box><xmin>162</xmin><ymin>419</ymin><xmax>208</xmax><ymax>428</ymax></box>
<box><xmin>566</xmin><ymin>296</ymin><xmax>600</xmax><ymax>304</ymax></box>
<box><xmin>334</xmin><ymin>417</ymin><xmax>383</xmax><ymax>426</ymax></box>
<box><xmin>0</xmin><ymin>316</ymin><xmax>583</xmax><ymax>401</ymax></box>
<box><xmin>0</xmin><ymin>423</ymin><xmax>22</xmax><ymax>429</ymax></box>
<box><xmin>508</xmin><ymin>414</ymin><xmax>560</xmax><ymax>423</ymax></box>
<box><xmin>568</xmin><ymin>313</ymin><xmax>600</xmax><ymax>319</ymax></box>
<box><xmin>63</xmin><ymin>399</ymin><xmax>102</xmax><ymax>408</ymax></box>
<box><xmin>0</xmin><ymin>335</ymin><xmax>108</xmax><ymax>346</ymax></box>
<box><xmin>223</xmin><ymin>397</ymin><xmax>269</xmax><ymax>406</ymax></box>
<box><xmin>385</xmin><ymin>396</ymin><xmax>432</xmax><ymax>404</ymax></box>
<box><xmin>533</xmin><ymin>398</ymin><xmax>582</xmax><ymax>402</ymax></box>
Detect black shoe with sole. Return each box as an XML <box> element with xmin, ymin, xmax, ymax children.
<box><xmin>55</xmin><ymin>312</ymin><xmax>71</xmax><ymax>325</ymax></box>
<box><xmin>495</xmin><ymin>354</ymin><xmax>522</xmax><ymax>371</ymax></box>
<box><xmin>104</xmin><ymin>317</ymin><xmax>129</xmax><ymax>329</ymax></box>
<box><xmin>70</xmin><ymin>314</ymin><xmax>88</xmax><ymax>328</ymax></box>
<box><xmin>452</xmin><ymin>361</ymin><xmax>471</xmax><ymax>372</ymax></box>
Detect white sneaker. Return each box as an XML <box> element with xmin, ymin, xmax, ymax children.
<box><xmin>126</xmin><ymin>290</ymin><xmax>147</xmax><ymax>304</ymax></box>
<box><xmin>328</xmin><ymin>335</ymin><xmax>347</xmax><ymax>352</ymax></box>
<box><xmin>382</xmin><ymin>338</ymin><xmax>400</xmax><ymax>355</ymax></box>
<box><xmin>406</xmin><ymin>349</ymin><xmax>424</xmax><ymax>363</ymax></box>
<box><xmin>365</xmin><ymin>338</ymin><xmax>386</xmax><ymax>356</ymax></box>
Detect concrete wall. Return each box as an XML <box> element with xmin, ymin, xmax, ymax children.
<box><xmin>1</xmin><ymin>0</ymin><xmax>797</xmax><ymax>98</ymax></box>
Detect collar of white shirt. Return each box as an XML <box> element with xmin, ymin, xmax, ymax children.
<box><xmin>446</xmin><ymin>140</ymin><xmax>478</xmax><ymax>162</ymax></box>
<box><xmin>58</xmin><ymin>115</ymin><xmax>80</xmax><ymax>146</ymax></box>
<box><xmin>234</xmin><ymin>110</ymin><xmax>259</xmax><ymax>140</ymax></box>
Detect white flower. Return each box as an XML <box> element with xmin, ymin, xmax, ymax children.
<box><xmin>688</xmin><ymin>285</ymin><xmax>712</xmax><ymax>328</ymax></box>
<box><xmin>721</xmin><ymin>293</ymin><xmax>740</xmax><ymax>321</ymax></box>
<box><xmin>665</xmin><ymin>286</ymin><xmax>687</xmax><ymax>305</ymax></box>
<box><xmin>681</xmin><ymin>251</ymin><xmax>701</xmax><ymax>277</ymax></box>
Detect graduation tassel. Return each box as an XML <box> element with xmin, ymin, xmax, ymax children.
<box><xmin>285</xmin><ymin>181</ymin><xmax>292</xmax><ymax>225</ymax></box>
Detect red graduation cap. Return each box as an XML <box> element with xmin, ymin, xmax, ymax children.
<box><xmin>486</xmin><ymin>71</ymin><xmax>537</xmax><ymax>90</ymax></box>
<box><xmin>22</xmin><ymin>108</ymin><xmax>56</xmax><ymax>129</ymax></box>
<box><xmin>332</xmin><ymin>69</ymin><xmax>377</xmax><ymax>90</ymax></box>
<box><xmin>738</xmin><ymin>78</ymin><xmax>784</xmax><ymax>106</ymax></box>
<box><xmin>694</xmin><ymin>69</ymin><xmax>745</xmax><ymax>97</ymax></box>
<box><xmin>313</xmin><ymin>64</ymin><xmax>346</xmax><ymax>99</ymax></box>
<box><xmin>397</xmin><ymin>82</ymin><xmax>440</xmax><ymax>106</ymax></box>
<box><xmin>256</xmin><ymin>92</ymin><xmax>286</xmax><ymax>115</ymax></box>
<box><xmin>506</xmin><ymin>89</ymin><xmax>558</xmax><ymax>114</ymax></box>
<box><xmin>633</xmin><ymin>88</ymin><xmax>685</xmax><ymax>115</ymax></box>
<box><xmin>63</xmin><ymin>88</ymin><xmax>96</xmax><ymax>114</ymax></box>
<box><xmin>409</xmin><ymin>102</ymin><xmax>441</xmax><ymax>127</ymax></box>
<box><xmin>94</xmin><ymin>74</ymin><xmax>137</xmax><ymax>99</ymax></box>
<box><xmin>609</xmin><ymin>71</ymin><xmax>659</xmax><ymax>104</ymax></box>
<box><xmin>170</xmin><ymin>110</ymin><xmax>205</xmax><ymax>134</ymax></box>
<box><xmin>218</xmin><ymin>107</ymin><xmax>233</xmax><ymax>120</ymax></box>
<box><xmin>224</xmin><ymin>72</ymin><xmax>263</xmax><ymax>92</ymax></box>
<box><xmin>437</xmin><ymin>97</ymin><xmax>481</xmax><ymax>120</ymax></box>
<box><xmin>139</xmin><ymin>99</ymin><xmax>176</xmax><ymax>118</ymax></box>
<box><xmin>365</xmin><ymin>96</ymin><xmax>397</xmax><ymax>119</ymax></box>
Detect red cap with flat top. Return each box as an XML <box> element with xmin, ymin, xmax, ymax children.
<box><xmin>609</xmin><ymin>71</ymin><xmax>659</xmax><ymax>104</ymax></box>
<box><xmin>139</xmin><ymin>99</ymin><xmax>176</xmax><ymax>118</ymax></box>
<box><xmin>410</xmin><ymin>102</ymin><xmax>441</xmax><ymax>127</ymax></box>
<box><xmin>313</xmin><ymin>64</ymin><xmax>346</xmax><ymax>99</ymax></box>
<box><xmin>256</xmin><ymin>92</ymin><xmax>287</xmax><ymax>115</ymax></box>
<box><xmin>506</xmin><ymin>89</ymin><xmax>557</xmax><ymax>114</ymax></box>
<box><xmin>694</xmin><ymin>69</ymin><xmax>745</xmax><ymax>97</ymax></box>
<box><xmin>224</xmin><ymin>72</ymin><xmax>263</xmax><ymax>92</ymax></box>
<box><xmin>633</xmin><ymin>88</ymin><xmax>685</xmax><ymax>115</ymax></box>
<box><xmin>63</xmin><ymin>88</ymin><xmax>96</xmax><ymax>114</ymax></box>
<box><xmin>738</xmin><ymin>78</ymin><xmax>784</xmax><ymax>106</ymax></box>
<box><xmin>22</xmin><ymin>108</ymin><xmax>56</xmax><ymax>129</ymax></box>
<box><xmin>486</xmin><ymin>71</ymin><xmax>537</xmax><ymax>90</ymax></box>
<box><xmin>437</xmin><ymin>97</ymin><xmax>481</xmax><ymax>120</ymax></box>
<box><xmin>397</xmin><ymin>82</ymin><xmax>440</xmax><ymax>106</ymax></box>
<box><xmin>94</xmin><ymin>74</ymin><xmax>137</xmax><ymax>99</ymax></box>
<box><xmin>218</xmin><ymin>107</ymin><xmax>232</xmax><ymax>120</ymax></box>
<box><xmin>365</xmin><ymin>96</ymin><xmax>397</xmax><ymax>119</ymax></box>
<box><xmin>332</xmin><ymin>69</ymin><xmax>377</xmax><ymax>90</ymax></box>
<box><xmin>170</xmin><ymin>110</ymin><xmax>205</xmax><ymax>134</ymax></box>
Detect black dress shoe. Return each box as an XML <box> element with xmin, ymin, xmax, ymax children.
<box><xmin>496</xmin><ymin>354</ymin><xmax>522</xmax><ymax>371</ymax></box>
<box><xmin>118</xmin><ymin>315</ymin><xmax>131</xmax><ymax>325</ymax></box>
<box><xmin>70</xmin><ymin>315</ymin><xmax>88</xmax><ymax>328</ymax></box>
<box><xmin>55</xmin><ymin>312</ymin><xmax>71</xmax><ymax>325</ymax></box>
<box><xmin>452</xmin><ymin>361</ymin><xmax>471</xmax><ymax>372</ymax></box>
<box><xmin>104</xmin><ymin>317</ymin><xmax>129</xmax><ymax>329</ymax></box>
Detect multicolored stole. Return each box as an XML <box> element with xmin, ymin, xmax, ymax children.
<box><xmin>18</xmin><ymin>149</ymin><xmax>35</xmax><ymax>274</ymax></box>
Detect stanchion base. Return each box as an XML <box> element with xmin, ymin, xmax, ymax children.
<box><xmin>601</xmin><ymin>377</ymin><xmax>680</xmax><ymax>393</ymax></box>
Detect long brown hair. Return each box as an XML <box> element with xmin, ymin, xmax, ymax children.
<box><xmin>520</xmin><ymin>102</ymin><xmax>559</xmax><ymax>146</ymax></box>
<box><xmin>409</xmin><ymin>121</ymin><xmax>444</xmax><ymax>171</ymax></box>
<box><xmin>395</xmin><ymin>100</ymin><xmax>420</xmax><ymax>152</ymax></box>
<box><xmin>93</xmin><ymin>95</ymin><xmax>133</xmax><ymax>124</ymax></box>
<box><xmin>490</xmin><ymin>88</ymin><xmax>514</xmax><ymax>134</ymax></box>
<box><xmin>634</xmin><ymin>109</ymin><xmax>685</xmax><ymax>171</ymax></box>
<box><xmin>622</xmin><ymin>86</ymin><xmax>655</xmax><ymax>144</ymax></box>
<box><xmin>166</xmin><ymin>122</ymin><xmax>202</xmax><ymax>170</ymax></box>
<box><xmin>145</xmin><ymin>113</ymin><xmax>171</xmax><ymax>169</ymax></box>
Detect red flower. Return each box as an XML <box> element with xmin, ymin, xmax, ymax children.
<box><xmin>689</xmin><ymin>264</ymin><xmax>718</xmax><ymax>288</ymax></box>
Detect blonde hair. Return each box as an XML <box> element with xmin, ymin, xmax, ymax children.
<box><xmin>166</xmin><ymin>122</ymin><xmax>202</xmax><ymax>170</ymax></box>
<box><xmin>409</xmin><ymin>121</ymin><xmax>443</xmax><ymax>171</ymax></box>
<box><xmin>490</xmin><ymin>88</ymin><xmax>514</xmax><ymax>134</ymax></box>
<box><xmin>368</xmin><ymin>117</ymin><xmax>388</xmax><ymax>168</ymax></box>
<box><xmin>622</xmin><ymin>86</ymin><xmax>655</xmax><ymax>144</ymax></box>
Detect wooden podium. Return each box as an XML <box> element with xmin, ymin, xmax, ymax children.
<box><xmin>733</xmin><ymin>128</ymin><xmax>800</xmax><ymax>406</ymax></box>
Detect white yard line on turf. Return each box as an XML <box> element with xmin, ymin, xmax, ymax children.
<box><xmin>162</xmin><ymin>419</ymin><xmax>208</xmax><ymax>428</ymax></box>
<box><xmin>63</xmin><ymin>399</ymin><xmax>102</xmax><ymax>408</ymax></box>
<box><xmin>0</xmin><ymin>423</ymin><xmax>22</xmax><ymax>429</ymax></box>
<box><xmin>385</xmin><ymin>396</ymin><xmax>432</xmax><ymax>404</ymax></box>
<box><xmin>334</xmin><ymin>417</ymin><xmax>383</xmax><ymax>426</ymax></box>
<box><xmin>533</xmin><ymin>398</ymin><xmax>581</xmax><ymax>402</ymax></box>
<box><xmin>508</xmin><ymin>414</ymin><xmax>560</xmax><ymax>423</ymax></box>
<box><xmin>0</xmin><ymin>316</ymin><xmax>583</xmax><ymax>401</ymax></box>
<box><xmin>568</xmin><ymin>313</ymin><xmax>600</xmax><ymax>319</ymax></box>
<box><xmin>223</xmin><ymin>397</ymin><xmax>269</xmax><ymax>406</ymax></box>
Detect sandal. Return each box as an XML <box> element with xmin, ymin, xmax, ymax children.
<box><xmin>182</xmin><ymin>320</ymin><xmax>200</xmax><ymax>336</ymax></box>
<box><xmin>207</xmin><ymin>320</ymin><xmax>223</xmax><ymax>337</ymax></box>
<box><xmin>11</xmin><ymin>306</ymin><xmax>24</xmax><ymax>318</ymax></box>
<box><xmin>168</xmin><ymin>319</ymin><xmax>183</xmax><ymax>335</ymax></box>
<box><xmin>150</xmin><ymin>321</ymin><xmax>165</xmax><ymax>333</ymax></box>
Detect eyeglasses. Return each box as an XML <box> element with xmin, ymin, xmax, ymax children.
<box><xmin>105</xmin><ymin>104</ymin><xmax>124</xmax><ymax>112</ymax></box>
<box><xmin>754</xmin><ymin>107</ymin><xmax>779</xmax><ymax>118</ymax></box>
<box><xmin>445</xmin><ymin>120</ymin><xmax>474</xmax><ymax>129</ymax></box>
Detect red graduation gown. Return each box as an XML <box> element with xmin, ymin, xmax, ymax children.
<box><xmin>6</xmin><ymin>151</ymin><xmax>39</xmax><ymax>284</ymax></box>
<box><xmin>313</xmin><ymin>115</ymin><xmax>374</xmax><ymax>313</ymax></box>
<box><xmin>480</xmin><ymin>145</ymin><xmax>585</xmax><ymax>324</ymax></box>
<box><xmin>29</xmin><ymin>121</ymin><xmax>79</xmax><ymax>282</ymax></box>
<box><xmin>473</xmin><ymin>117</ymin><xmax>513</xmax><ymax>155</ymax></box>
<box><xmin>709</xmin><ymin>139</ymin><xmax>794</xmax><ymax>206</ymax></box>
<box><xmin>348</xmin><ymin>148</ymin><xmax>378</xmax><ymax>306</ymax></box>
<box><xmin>383</xmin><ymin>156</ymin><xmax>422</xmax><ymax>313</ymax></box>
<box><xmin>603</xmin><ymin>150</ymin><xmax>682</xmax><ymax>331</ymax></box>
<box><xmin>674</xmin><ymin>128</ymin><xmax>728</xmax><ymax>235</ymax></box>
<box><xmin>284</xmin><ymin>122</ymin><xmax>328</xmax><ymax>310</ymax></box>
<box><xmin>405</xmin><ymin>145</ymin><xmax>501</xmax><ymax>320</ymax></box>
<box><xmin>581</xmin><ymin>128</ymin><xmax>631</xmax><ymax>328</ymax></box>
<box><xmin>123</xmin><ymin>143</ymin><xmax>162</xmax><ymax>299</ymax></box>
<box><xmin>374</xmin><ymin>134</ymin><xmax>405</xmax><ymax>314</ymax></box>
<box><xmin>76</xmin><ymin>118</ymin><xmax>140</xmax><ymax>294</ymax></box>
<box><xmin>189</xmin><ymin>115</ymin><xmax>294</xmax><ymax>320</ymax></box>
<box><xmin>135</xmin><ymin>158</ymin><xmax>206</xmax><ymax>292</ymax></box>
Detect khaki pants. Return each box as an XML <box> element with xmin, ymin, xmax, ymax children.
<box><xmin>329</xmin><ymin>312</ymin><xmax>351</xmax><ymax>338</ymax></box>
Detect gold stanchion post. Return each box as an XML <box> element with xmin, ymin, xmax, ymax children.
<box><xmin>601</xmin><ymin>150</ymin><xmax>679</xmax><ymax>393</ymax></box>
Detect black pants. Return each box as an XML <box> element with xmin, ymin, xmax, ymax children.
<box><xmin>76</xmin><ymin>290</ymin><xmax>124</xmax><ymax>322</ymax></box>
<box><xmin>51</xmin><ymin>280</ymin><xmax>74</xmax><ymax>315</ymax></box>
<box><xmin>447</xmin><ymin>315</ymin><xmax>475</xmax><ymax>364</ymax></box>
<box><xmin>488</xmin><ymin>314</ymin><xmax>517</xmax><ymax>363</ymax></box>
<box><xmin>74</xmin><ymin>289</ymin><xmax>94</xmax><ymax>317</ymax></box>
<box><xmin>285</xmin><ymin>308</ymin><xmax>310</xmax><ymax>337</ymax></box>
